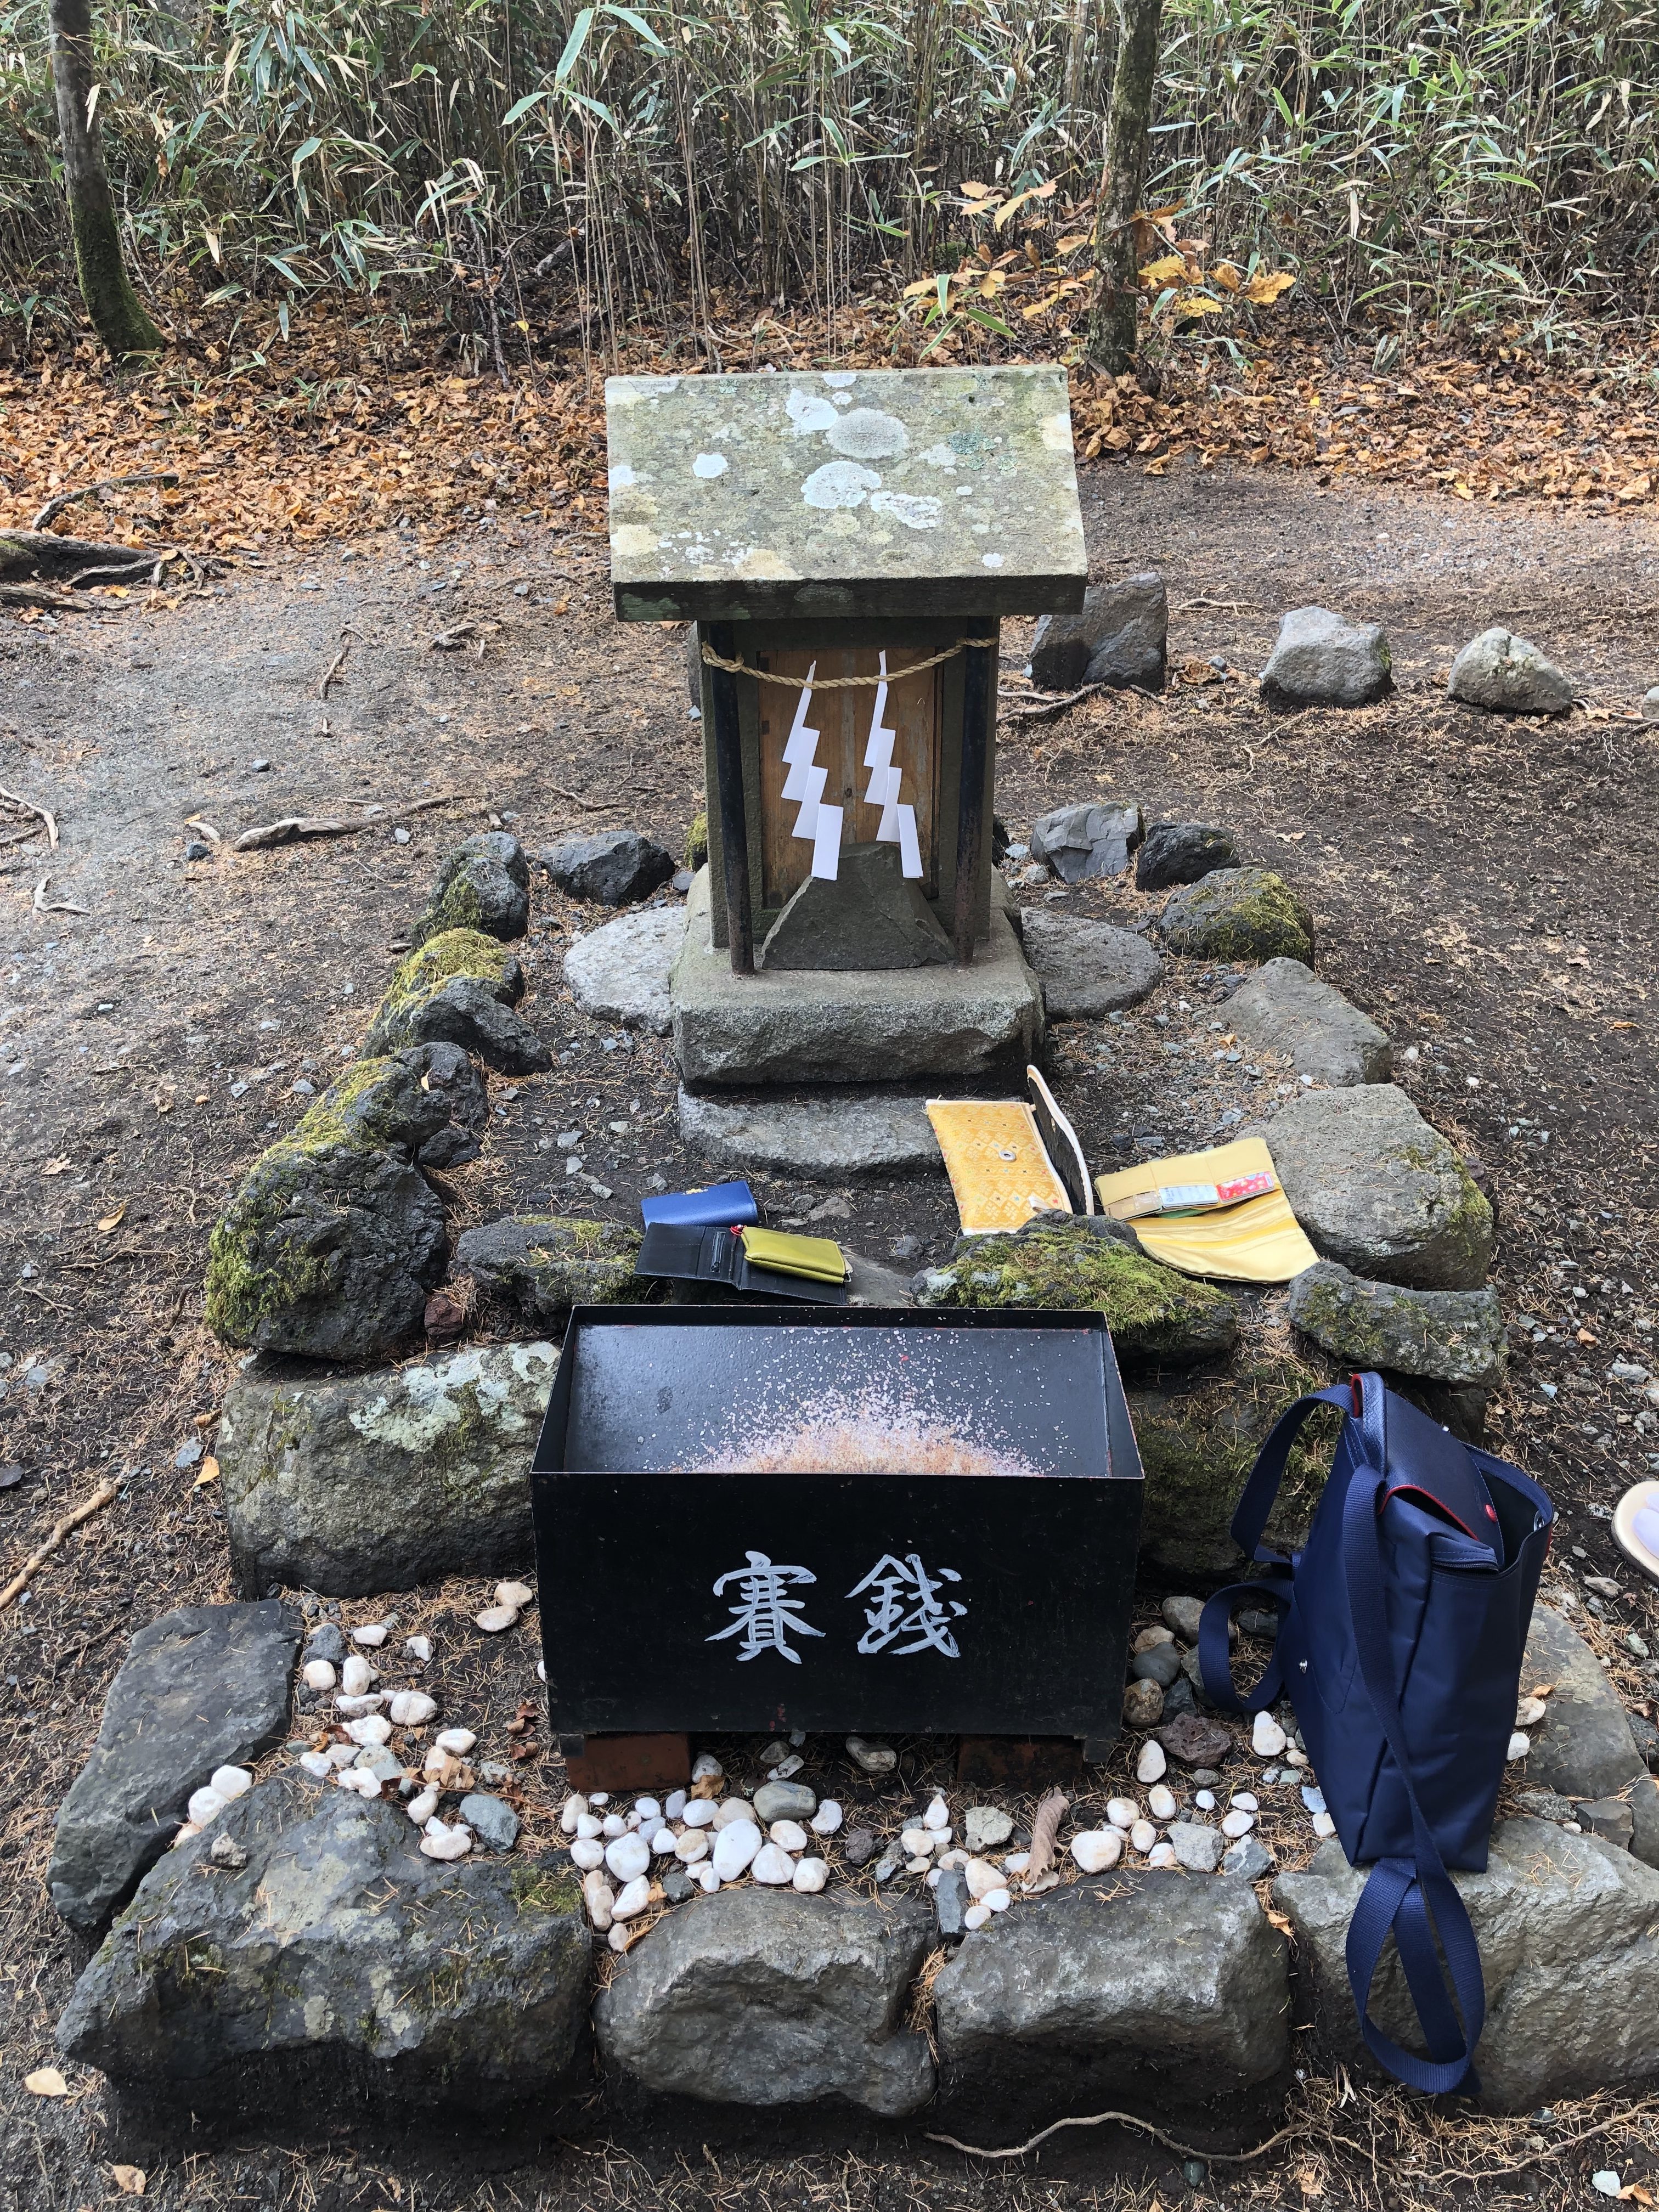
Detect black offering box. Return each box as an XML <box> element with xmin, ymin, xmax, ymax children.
<box><xmin>531</xmin><ymin>1305</ymin><xmax>1144</xmax><ymax>1761</ymax></box>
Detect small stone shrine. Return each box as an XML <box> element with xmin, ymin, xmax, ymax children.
<box><xmin>605</xmin><ymin>364</ymin><xmax>1087</xmax><ymax>1084</ymax></box>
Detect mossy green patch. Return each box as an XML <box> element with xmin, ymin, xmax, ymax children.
<box><xmin>915</xmin><ymin>1221</ymin><xmax>1238</xmax><ymax>1366</ymax></box>
<box><xmin>1159</xmin><ymin>867</ymin><xmax>1313</xmax><ymax>966</ymax></box>
<box><xmin>411</xmin><ymin>872</ymin><xmax>487</xmax><ymax>948</ymax></box>
<box><xmin>204</xmin><ymin>1135</ymin><xmax>351</xmax><ymax>1344</ymax></box>
<box><xmin>511</xmin><ymin>1866</ymin><xmax>583</xmax><ymax>1916</ymax></box>
<box><xmin>685</xmin><ymin>809</ymin><xmax>708</xmax><ymax>871</ymax></box>
<box><xmin>382</xmin><ymin>928</ymin><xmax>512</xmax><ymax>1013</ymax></box>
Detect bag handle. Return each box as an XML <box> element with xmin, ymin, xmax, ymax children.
<box><xmin>1340</xmin><ymin>1379</ymin><xmax>1486</xmax><ymax>2095</ymax></box>
<box><xmin>1198</xmin><ymin>1386</ymin><xmax>1352</xmax><ymax>1712</ymax></box>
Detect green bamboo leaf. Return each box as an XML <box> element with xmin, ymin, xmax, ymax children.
<box><xmin>555</xmin><ymin>8</ymin><xmax>596</xmax><ymax>84</ymax></box>
<box><xmin>600</xmin><ymin>5</ymin><xmax>668</xmax><ymax>50</ymax></box>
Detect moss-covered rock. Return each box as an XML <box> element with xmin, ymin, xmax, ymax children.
<box><xmin>913</xmin><ymin>1219</ymin><xmax>1239</xmax><ymax>1368</ymax></box>
<box><xmin>1129</xmin><ymin>1343</ymin><xmax>1339</xmax><ymax>1580</ymax></box>
<box><xmin>454</xmin><ymin>1215</ymin><xmax>652</xmax><ymax>1323</ymax></box>
<box><xmin>205</xmin><ymin>1137</ymin><xmax>447</xmax><ymax>1359</ymax></box>
<box><xmin>363</xmin><ymin>928</ymin><xmax>550</xmax><ymax>1075</ymax></box>
<box><xmin>411</xmin><ymin>832</ymin><xmax>531</xmax><ymax>949</ymax></box>
<box><xmin>1157</xmin><ymin>867</ymin><xmax>1314</xmax><ymax>966</ymax></box>
<box><xmin>685</xmin><ymin>809</ymin><xmax>708</xmax><ymax>872</ymax></box>
<box><xmin>1286</xmin><ymin>1259</ymin><xmax>1506</xmax><ymax>1385</ymax></box>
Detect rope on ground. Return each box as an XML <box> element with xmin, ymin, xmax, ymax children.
<box><xmin>926</xmin><ymin>2111</ymin><xmax>1306</xmax><ymax>2165</ymax></box>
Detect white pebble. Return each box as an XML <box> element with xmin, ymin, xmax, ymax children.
<box><xmin>335</xmin><ymin>1694</ymin><xmax>387</xmax><ymax>1718</ymax></box>
<box><xmin>769</xmin><ymin>1753</ymin><xmax>804</xmax><ymax>1780</ymax></box>
<box><xmin>1312</xmin><ymin>1810</ymin><xmax>1337</xmax><ymax>1839</ymax></box>
<box><xmin>571</xmin><ymin>1839</ymin><xmax>606</xmax><ymax>1871</ymax></box>
<box><xmin>341</xmin><ymin>1655</ymin><xmax>375</xmax><ymax>1696</ymax></box>
<box><xmin>303</xmin><ymin>1660</ymin><xmax>337</xmax><ymax>1691</ymax></box>
<box><xmin>210</xmin><ymin>1765</ymin><xmax>253</xmax><ymax>1801</ymax></box>
<box><xmin>983</xmin><ymin>1888</ymin><xmax>1011</xmax><ymax>1913</ymax></box>
<box><xmin>1222</xmin><ymin>1810</ymin><xmax>1256</xmax><ymax>1839</ymax></box>
<box><xmin>601</xmin><ymin>1813</ymin><xmax>626</xmax><ymax>1841</ymax></box>
<box><xmin>1106</xmin><ymin>1797</ymin><xmax>1139</xmax><ymax>1832</ymax></box>
<box><xmin>390</xmin><ymin>1691</ymin><xmax>437</xmax><ymax>1728</ymax></box>
<box><xmin>1232</xmin><ymin>1792</ymin><xmax>1259</xmax><ymax>1813</ymax></box>
<box><xmin>770</xmin><ymin>1821</ymin><xmax>810</xmax><ymax>1854</ymax></box>
<box><xmin>926</xmin><ymin>1868</ymin><xmax>941</xmax><ymax>1889</ymax></box>
<box><xmin>1195</xmin><ymin>1790</ymin><xmax>1217</xmax><ymax>1812</ymax></box>
<box><xmin>691</xmin><ymin>1755</ymin><xmax>723</xmax><ymax>1782</ymax></box>
<box><xmin>582</xmin><ymin>1870</ymin><xmax>615</xmax><ymax>1929</ymax></box>
<box><xmin>345</xmin><ymin>1716</ymin><xmax>393</xmax><ymax>1747</ymax></box>
<box><xmin>495</xmin><ymin>1579</ymin><xmax>533</xmax><ymax>1610</ymax></box>
<box><xmin>612</xmin><ymin>1876</ymin><xmax>651</xmax><ymax>1921</ymax></box>
<box><xmin>187</xmin><ymin>1786</ymin><xmax>228</xmax><ymax>1826</ymax></box>
<box><xmin>682</xmin><ymin>1799</ymin><xmax>716</xmax><ymax>1829</ymax></box>
<box><xmin>906</xmin><ymin>1858</ymin><xmax>932</xmax><ymax>1876</ymax></box>
<box><xmin>922</xmin><ymin>1795</ymin><xmax>950</xmax><ymax>1831</ymax></box>
<box><xmin>1252</xmin><ymin>1712</ymin><xmax>1288</xmax><ymax>1758</ymax></box>
<box><xmin>1136</xmin><ymin>1741</ymin><xmax>1167</xmax><ymax>1784</ymax></box>
<box><xmin>694</xmin><ymin>1863</ymin><xmax>720</xmax><ymax>1893</ymax></box>
<box><xmin>560</xmin><ymin>1795</ymin><xmax>589</xmax><ymax>1835</ymax></box>
<box><xmin>606</xmin><ymin>1832</ymin><xmax>651</xmax><ymax>1883</ymax></box>
<box><xmin>650</xmin><ymin>1827</ymin><xmax>677</xmax><ymax>1856</ymax></box>
<box><xmin>435</xmin><ymin>1728</ymin><xmax>476</xmax><ymax>1755</ymax></box>
<box><xmin>405</xmin><ymin>1636</ymin><xmax>432</xmax><ymax>1662</ymax></box>
<box><xmin>1130</xmin><ymin>1820</ymin><xmax>1158</xmax><ymax>1855</ymax></box>
<box><xmin>1002</xmin><ymin>1851</ymin><xmax>1031</xmax><ymax>1876</ymax></box>
<box><xmin>1285</xmin><ymin>1747</ymin><xmax>1309</xmax><ymax>1769</ymax></box>
<box><xmin>810</xmin><ymin>1800</ymin><xmax>843</xmax><ymax>1836</ymax></box>
<box><xmin>751</xmin><ymin>1843</ymin><xmax>796</xmax><ymax>1886</ymax></box>
<box><xmin>1516</xmin><ymin>1695</ymin><xmax>1548</xmax><ymax>1728</ymax></box>
<box><xmin>352</xmin><ymin>1624</ymin><xmax>388</xmax><ymax>1647</ymax></box>
<box><xmin>575</xmin><ymin>1813</ymin><xmax>602</xmax><ymax>1839</ymax></box>
<box><xmin>1508</xmin><ymin>1730</ymin><xmax>1531</xmax><ymax>1761</ymax></box>
<box><xmin>336</xmin><ymin>1770</ymin><xmax>381</xmax><ymax>1799</ymax></box>
<box><xmin>901</xmin><ymin>1827</ymin><xmax>934</xmax><ymax>1857</ymax></box>
<box><xmin>674</xmin><ymin>1830</ymin><xmax>709</xmax><ymax>1863</ymax></box>
<box><xmin>607</xmin><ymin>1921</ymin><xmax>632</xmax><ymax>1953</ymax></box>
<box><xmin>1147</xmin><ymin>1784</ymin><xmax>1177</xmax><ymax>1822</ymax></box>
<box><xmin>793</xmin><ymin>1857</ymin><xmax>828</xmax><ymax>1893</ymax></box>
<box><xmin>423</xmin><ymin>1747</ymin><xmax>458</xmax><ymax>1779</ymax></box>
<box><xmin>711</xmin><ymin>1819</ymin><xmax>763</xmax><ymax>1882</ymax></box>
<box><xmin>299</xmin><ymin>1751</ymin><xmax>333</xmax><ymax>1780</ymax></box>
<box><xmin>326</xmin><ymin>1744</ymin><xmax>358</xmax><ymax>1769</ymax></box>
<box><xmin>588</xmin><ymin>1792</ymin><xmax>610</xmax><ymax>1807</ymax></box>
<box><xmin>634</xmin><ymin>1796</ymin><xmax>662</xmax><ymax>1822</ymax></box>
<box><xmin>1070</xmin><ymin>1822</ymin><xmax>1124</xmax><ymax>1876</ymax></box>
<box><xmin>624</xmin><ymin>1810</ymin><xmax>642</xmax><ymax>1831</ymax></box>
<box><xmin>1147</xmin><ymin>1843</ymin><xmax>1178</xmax><ymax>1869</ymax></box>
<box><xmin>475</xmin><ymin>1605</ymin><xmax>520</xmax><ymax>1633</ymax></box>
<box><xmin>963</xmin><ymin>1904</ymin><xmax>991</xmax><ymax>1931</ymax></box>
<box><xmin>963</xmin><ymin>1857</ymin><xmax>1003</xmax><ymax>1899</ymax></box>
<box><xmin>664</xmin><ymin>1790</ymin><xmax>687</xmax><ymax>1820</ymax></box>
<box><xmin>406</xmin><ymin>1787</ymin><xmax>439</xmax><ymax>1824</ymax></box>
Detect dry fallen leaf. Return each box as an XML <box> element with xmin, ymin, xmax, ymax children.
<box><xmin>193</xmin><ymin>1457</ymin><xmax>221</xmax><ymax>1488</ymax></box>
<box><xmin>41</xmin><ymin>1157</ymin><xmax>72</xmax><ymax>1177</ymax></box>
<box><xmin>25</xmin><ymin>2067</ymin><xmax>68</xmax><ymax>2097</ymax></box>
<box><xmin>111</xmin><ymin>2166</ymin><xmax>146</xmax><ymax>2196</ymax></box>
<box><xmin>98</xmin><ymin>1203</ymin><xmax>127</xmax><ymax>1232</ymax></box>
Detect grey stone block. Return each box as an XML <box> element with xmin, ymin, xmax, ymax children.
<box><xmin>1286</xmin><ymin>1260</ymin><xmax>1507</xmax><ymax>1386</ymax></box>
<box><xmin>1523</xmin><ymin>1604</ymin><xmax>1659</xmax><ymax>1870</ymax></box>
<box><xmin>1266</xmin><ymin>1083</ymin><xmax>1493</xmax><ymax>1289</ymax></box>
<box><xmin>1274</xmin><ymin>1817</ymin><xmax>1659</xmax><ymax>2109</ymax></box>
<box><xmin>677</xmin><ymin>1086</ymin><xmax>941</xmax><ymax>1183</ymax></box>
<box><xmin>933</xmin><ymin>1872</ymin><xmax>1287</xmax><ymax>2109</ymax></box>
<box><xmin>564</xmin><ymin>906</ymin><xmax>687</xmax><ymax>1035</ymax></box>
<box><xmin>1259</xmin><ymin>606</ymin><xmax>1393</xmax><ymax>709</ymax></box>
<box><xmin>670</xmin><ymin>867</ymin><xmax>1043</xmax><ymax>1086</ymax></box>
<box><xmin>1226</xmin><ymin>958</ymin><xmax>1390</xmax><ymax>1086</ymax></box>
<box><xmin>1018</xmin><ymin>910</ymin><xmax>1161</xmax><ymax>1019</ymax></box>
<box><xmin>363</xmin><ymin>934</ymin><xmax>550</xmax><ymax>1077</ymax></box>
<box><xmin>760</xmin><ymin>842</ymin><xmax>952</xmax><ymax>970</ymax></box>
<box><xmin>1029</xmin><ymin>574</ymin><xmax>1167</xmax><ymax>692</ymax></box>
<box><xmin>543</xmin><ymin>829</ymin><xmax>675</xmax><ymax>906</ymax></box>
<box><xmin>218</xmin><ymin>1342</ymin><xmax>556</xmax><ymax>1596</ymax></box>
<box><xmin>1448</xmin><ymin>628</ymin><xmax>1574</xmax><ymax>715</ymax></box>
<box><xmin>48</xmin><ymin>1602</ymin><xmax>301</xmax><ymax>1933</ymax></box>
<box><xmin>57</xmin><ymin>1781</ymin><xmax>589</xmax><ymax>2111</ymax></box>
<box><xmin>595</xmin><ymin>1887</ymin><xmax>936</xmax><ymax>2116</ymax></box>
<box><xmin>1029</xmin><ymin>802</ymin><xmax>1144</xmax><ymax>883</ymax></box>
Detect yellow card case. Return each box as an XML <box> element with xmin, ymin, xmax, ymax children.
<box><xmin>1094</xmin><ymin>1136</ymin><xmax>1318</xmax><ymax>1284</ymax></box>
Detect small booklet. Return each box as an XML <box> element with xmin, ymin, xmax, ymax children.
<box><xmin>635</xmin><ymin>1222</ymin><xmax>850</xmax><ymax>1305</ymax></box>
<box><xmin>1104</xmin><ymin>1169</ymin><xmax>1278</xmax><ymax>1222</ymax></box>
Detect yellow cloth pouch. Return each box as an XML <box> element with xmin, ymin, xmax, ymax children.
<box><xmin>739</xmin><ymin>1227</ymin><xmax>849</xmax><ymax>1284</ymax></box>
<box><xmin>926</xmin><ymin>1099</ymin><xmax>1072</xmax><ymax>1235</ymax></box>
<box><xmin>1094</xmin><ymin>1137</ymin><xmax>1318</xmax><ymax>1284</ymax></box>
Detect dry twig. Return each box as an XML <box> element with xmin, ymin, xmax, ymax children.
<box><xmin>0</xmin><ymin>784</ymin><xmax>58</xmax><ymax>847</ymax></box>
<box><xmin>318</xmin><ymin>629</ymin><xmax>356</xmax><ymax>698</ymax></box>
<box><xmin>32</xmin><ymin>471</ymin><xmax>180</xmax><ymax>532</ymax></box>
<box><xmin>928</xmin><ymin>2108</ymin><xmax>1307</xmax><ymax>2165</ymax></box>
<box><xmin>33</xmin><ymin>874</ymin><xmax>89</xmax><ymax>915</ymax></box>
<box><xmin>998</xmin><ymin>682</ymin><xmax>1105</xmax><ymax>724</ymax></box>
<box><xmin>0</xmin><ymin>1477</ymin><xmax>120</xmax><ymax>1611</ymax></box>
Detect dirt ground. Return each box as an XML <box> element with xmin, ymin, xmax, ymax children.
<box><xmin>3</xmin><ymin>455</ymin><xmax>1659</xmax><ymax>2211</ymax></box>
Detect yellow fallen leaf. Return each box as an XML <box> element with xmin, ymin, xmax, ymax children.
<box><xmin>111</xmin><ymin>2166</ymin><xmax>146</xmax><ymax>2195</ymax></box>
<box><xmin>1138</xmin><ymin>252</ymin><xmax>1188</xmax><ymax>287</ymax></box>
<box><xmin>25</xmin><ymin>2067</ymin><xmax>67</xmax><ymax>2097</ymax></box>
<box><xmin>1171</xmin><ymin>291</ymin><xmax>1224</xmax><ymax>317</ymax></box>
<box><xmin>99</xmin><ymin>1203</ymin><xmax>127</xmax><ymax>1233</ymax></box>
<box><xmin>194</xmin><ymin>1457</ymin><xmax>221</xmax><ymax>1488</ymax></box>
<box><xmin>1211</xmin><ymin>261</ymin><xmax>1242</xmax><ymax>292</ymax></box>
<box><xmin>1243</xmin><ymin>269</ymin><xmax>1296</xmax><ymax>305</ymax></box>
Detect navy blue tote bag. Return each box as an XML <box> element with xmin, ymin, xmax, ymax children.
<box><xmin>1199</xmin><ymin>1372</ymin><xmax>1553</xmax><ymax>2093</ymax></box>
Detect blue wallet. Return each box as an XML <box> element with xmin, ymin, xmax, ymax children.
<box><xmin>639</xmin><ymin>1181</ymin><xmax>759</xmax><ymax>1229</ymax></box>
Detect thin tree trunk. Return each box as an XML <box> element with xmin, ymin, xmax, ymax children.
<box><xmin>49</xmin><ymin>0</ymin><xmax>162</xmax><ymax>358</ymax></box>
<box><xmin>1086</xmin><ymin>0</ymin><xmax>1163</xmax><ymax>376</ymax></box>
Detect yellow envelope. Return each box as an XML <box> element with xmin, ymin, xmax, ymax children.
<box><xmin>927</xmin><ymin>1099</ymin><xmax>1071</xmax><ymax>1235</ymax></box>
<box><xmin>1094</xmin><ymin>1137</ymin><xmax>1318</xmax><ymax>1284</ymax></box>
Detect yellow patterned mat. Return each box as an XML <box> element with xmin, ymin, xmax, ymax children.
<box><xmin>927</xmin><ymin>1099</ymin><xmax>1071</xmax><ymax>1235</ymax></box>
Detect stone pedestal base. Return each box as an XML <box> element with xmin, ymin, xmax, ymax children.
<box><xmin>670</xmin><ymin>868</ymin><xmax>1043</xmax><ymax>1087</ymax></box>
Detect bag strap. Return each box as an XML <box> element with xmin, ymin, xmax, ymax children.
<box><xmin>1340</xmin><ymin>1383</ymin><xmax>1486</xmax><ymax>2095</ymax></box>
<box><xmin>1198</xmin><ymin>1385</ymin><xmax>1352</xmax><ymax>1712</ymax></box>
